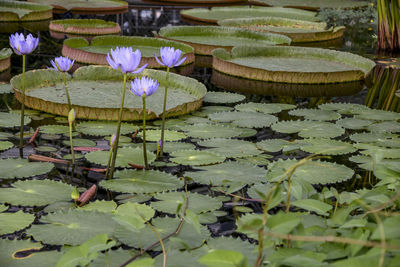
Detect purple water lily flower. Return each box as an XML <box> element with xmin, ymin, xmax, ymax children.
<box><xmin>155</xmin><ymin>47</ymin><xmax>186</xmax><ymax>68</ymax></box>
<box><xmin>50</xmin><ymin>56</ymin><xmax>75</xmax><ymax>72</ymax></box>
<box><xmin>107</xmin><ymin>47</ymin><xmax>147</xmax><ymax>74</ymax></box>
<box><xmin>9</xmin><ymin>33</ymin><xmax>39</xmax><ymax>55</ymax></box>
<box><xmin>130</xmin><ymin>76</ymin><xmax>159</xmax><ymax>97</ymax></box>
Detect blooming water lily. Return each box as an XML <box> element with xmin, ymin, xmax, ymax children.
<box><xmin>49</xmin><ymin>56</ymin><xmax>75</xmax><ymax>112</ymax></box>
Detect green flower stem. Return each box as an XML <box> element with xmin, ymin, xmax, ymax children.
<box><xmin>108</xmin><ymin>74</ymin><xmax>127</xmax><ymax>179</ymax></box>
<box><xmin>159</xmin><ymin>67</ymin><xmax>170</xmax><ymax>157</ymax></box>
<box><xmin>62</xmin><ymin>72</ymin><xmax>72</xmax><ymax>111</ymax></box>
<box><xmin>105</xmin><ymin>146</ymin><xmax>114</xmax><ymax>179</ymax></box>
<box><xmin>69</xmin><ymin>121</ymin><xmax>75</xmax><ymax>180</ymax></box>
<box><xmin>19</xmin><ymin>55</ymin><xmax>26</xmax><ymax>158</ymax></box>
<box><xmin>142</xmin><ymin>94</ymin><xmax>149</xmax><ymax>169</ymax></box>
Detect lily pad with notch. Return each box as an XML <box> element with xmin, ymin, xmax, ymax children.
<box><xmin>336</xmin><ymin>117</ymin><xmax>373</xmax><ymax>130</ymax></box>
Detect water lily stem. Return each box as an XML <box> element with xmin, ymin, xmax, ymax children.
<box><xmin>105</xmin><ymin>146</ymin><xmax>114</xmax><ymax>179</ymax></box>
<box><xmin>69</xmin><ymin>121</ymin><xmax>75</xmax><ymax>181</ymax></box>
<box><xmin>159</xmin><ymin>67</ymin><xmax>170</xmax><ymax>157</ymax></box>
<box><xmin>19</xmin><ymin>55</ymin><xmax>26</xmax><ymax>158</ymax></box>
<box><xmin>142</xmin><ymin>94</ymin><xmax>149</xmax><ymax>169</ymax></box>
<box><xmin>108</xmin><ymin>74</ymin><xmax>127</xmax><ymax>179</ymax></box>
<box><xmin>63</xmin><ymin>72</ymin><xmax>72</xmax><ymax>112</ymax></box>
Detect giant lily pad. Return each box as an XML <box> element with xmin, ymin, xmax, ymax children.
<box><xmin>0</xmin><ymin>0</ymin><xmax>52</xmax><ymax>22</ymax></box>
<box><xmin>218</xmin><ymin>17</ymin><xmax>345</xmax><ymax>43</ymax></box>
<box><xmin>62</xmin><ymin>36</ymin><xmax>194</xmax><ymax>67</ymax></box>
<box><xmin>213</xmin><ymin>46</ymin><xmax>375</xmax><ymax>84</ymax></box>
<box><xmin>50</xmin><ymin>19</ymin><xmax>121</xmax><ymax>36</ymax></box>
<box><xmin>10</xmin><ymin>66</ymin><xmax>207</xmax><ymax>120</ymax></box>
<box><xmin>180</xmin><ymin>6</ymin><xmax>318</xmax><ymax>25</ymax></box>
<box><xmin>251</xmin><ymin>0</ymin><xmax>370</xmax><ymax>11</ymax></box>
<box><xmin>155</xmin><ymin>26</ymin><xmax>290</xmax><ymax>55</ymax></box>
<box><xmin>0</xmin><ymin>158</ymin><xmax>54</xmax><ymax>179</ymax></box>
<box><xmin>0</xmin><ymin>48</ymin><xmax>12</xmax><ymax>72</ymax></box>
<box><xmin>28</xmin><ymin>0</ymin><xmax>128</xmax><ymax>15</ymax></box>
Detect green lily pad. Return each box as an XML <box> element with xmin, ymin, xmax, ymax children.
<box><xmin>77</xmin><ymin>121</ymin><xmax>139</xmax><ymax>136</ymax></box>
<box><xmin>0</xmin><ymin>179</ymin><xmax>74</xmax><ymax>206</ymax></box>
<box><xmin>197</xmin><ymin>138</ymin><xmax>262</xmax><ymax>158</ymax></box>
<box><xmin>355</xmin><ymin>109</ymin><xmax>400</xmax><ymax>121</ymax></box>
<box><xmin>267</xmin><ymin>158</ymin><xmax>354</xmax><ymax>184</ymax></box>
<box><xmin>0</xmin><ymin>140</ymin><xmax>13</xmax><ymax>151</ymax></box>
<box><xmin>29</xmin><ymin>0</ymin><xmax>128</xmax><ymax>14</ymax></box>
<box><xmin>237</xmin><ymin>127</ymin><xmax>258</xmax><ymax>138</ymax></box>
<box><xmin>235</xmin><ymin>102</ymin><xmax>295</xmax><ymax>113</ymax></box>
<box><xmin>335</xmin><ymin>117</ymin><xmax>373</xmax><ymax>130</ymax></box>
<box><xmin>0</xmin><ymin>210</ymin><xmax>35</xmax><ymax>235</ymax></box>
<box><xmin>40</xmin><ymin>133</ymin><xmax>61</xmax><ymax>140</ymax></box>
<box><xmin>180</xmin><ymin>6</ymin><xmax>319</xmax><ymax>24</ymax></box>
<box><xmin>350</xmin><ymin>132</ymin><xmax>398</xmax><ymax>143</ymax></box>
<box><xmin>150</xmin><ymin>192</ymin><xmax>222</xmax><ymax>214</ymax></box>
<box><xmin>0</xmin><ymin>112</ymin><xmax>31</xmax><ymax>128</ymax></box>
<box><xmin>179</xmin><ymin>123</ymin><xmax>244</xmax><ymax>139</ymax></box>
<box><xmin>208</xmin><ymin>111</ymin><xmax>278</xmax><ymax>128</ymax></box>
<box><xmin>0</xmin><ymin>83</ymin><xmax>13</xmax><ymax>94</ymax></box>
<box><xmin>192</xmin><ymin>106</ymin><xmax>234</xmax><ymax>117</ymax></box>
<box><xmin>0</xmin><ymin>0</ymin><xmax>52</xmax><ymax>22</ymax></box>
<box><xmin>289</xmin><ymin>108</ymin><xmax>341</xmax><ymax>121</ymax></box>
<box><xmin>318</xmin><ymin>102</ymin><xmax>370</xmax><ymax>115</ymax></box>
<box><xmin>100</xmin><ymin>169</ymin><xmax>183</xmax><ymax>194</ymax></box>
<box><xmin>204</xmin><ymin>91</ymin><xmax>245</xmax><ymax>104</ymax></box>
<box><xmin>50</xmin><ymin>18</ymin><xmax>121</xmax><ymax>35</ymax></box>
<box><xmin>138</xmin><ymin>129</ymin><xmax>187</xmax><ymax>142</ymax></box>
<box><xmin>156</xmin><ymin>25</ymin><xmax>290</xmax><ymax>55</ymax></box>
<box><xmin>10</xmin><ymin>66</ymin><xmax>207</xmax><ymax>120</ymax></box>
<box><xmin>236</xmin><ymin>154</ymin><xmax>272</xmax><ymax>165</ymax></box>
<box><xmin>256</xmin><ymin>139</ymin><xmax>291</xmax><ymax>152</ymax></box>
<box><xmin>252</xmin><ymin>0</ymin><xmax>370</xmax><ymax>11</ymax></box>
<box><xmin>367</xmin><ymin>121</ymin><xmax>400</xmax><ymax>133</ymax></box>
<box><xmin>28</xmin><ymin>210</ymin><xmax>117</xmax><ymax>245</ymax></box>
<box><xmin>0</xmin><ymin>131</ymin><xmax>13</xmax><ymax>140</ymax></box>
<box><xmin>63</xmin><ymin>138</ymin><xmax>97</xmax><ymax>147</ymax></box>
<box><xmin>35</xmin><ymin>145</ymin><xmax>58</xmax><ymax>152</ymax></box>
<box><xmin>170</xmin><ymin>149</ymin><xmax>225</xmax><ymax>166</ymax></box>
<box><xmin>40</xmin><ymin>125</ymin><xmax>70</xmax><ymax>135</ymax></box>
<box><xmin>272</xmin><ymin>120</ymin><xmax>345</xmax><ymax>138</ymax></box>
<box><xmin>0</xmin><ymin>158</ymin><xmax>54</xmax><ymax>179</ymax></box>
<box><xmin>213</xmin><ymin>46</ymin><xmax>375</xmax><ymax>84</ymax></box>
<box><xmin>85</xmin><ymin>147</ymin><xmax>155</xmax><ymax>167</ymax></box>
<box><xmin>299</xmin><ymin>139</ymin><xmax>357</xmax><ymax>155</ymax></box>
<box><xmin>162</xmin><ymin>142</ymin><xmax>196</xmax><ymax>153</ymax></box>
<box><xmin>185</xmin><ymin>161</ymin><xmax>267</xmax><ymax>187</ymax></box>
<box><xmin>78</xmin><ymin>200</ymin><xmax>117</xmax><ymax>213</ymax></box>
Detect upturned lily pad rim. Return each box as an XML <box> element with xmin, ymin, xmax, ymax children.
<box><xmin>250</xmin><ymin>0</ymin><xmax>370</xmax><ymax>11</ymax></box>
<box><xmin>49</xmin><ymin>19</ymin><xmax>121</xmax><ymax>35</ymax></box>
<box><xmin>212</xmin><ymin>45</ymin><xmax>375</xmax><ymax>84</ymax></box>
<box><xmin>0</xmin><ymin>48</ymin><xmax>12</xmax><ymax>72</ymax></box>
<box><xmin>62</xmin><ymin>35</ymin><xmax>194</xmax><ymax>67</ymax></box>
<box><xmin>10</xmin><ymin>65</ymin><xmax>207</xmax><ymax>121</ymax></box>
<box><xmin>0</xmin><ymin>0</ymin><xmax>52</xmax><ymax>22</ymax></box>
<box><xmin>143</xmin><ymin>0</ymin><xmax>246</xmax><ymax>5</ymax></box>
<box><xmin>155</xmin><ymin>25</ymin><xmax>291</xmax><ymax>55</ymax></box>
<box><xmin>217</xmin><ymin>17</ymin><xmax>345</xmax><ymax>43</ymax></box>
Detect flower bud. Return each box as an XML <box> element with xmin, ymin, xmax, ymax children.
<box><xmin>68</xmin><ymin>109</ymin><xmax>75</xmax><ymax>124</ymax></box>
<box><xmin>71</xmin><ymin>187</ymin><xmax>80</xmax><ymax>200</ymax></box>
<box><xmin>110</xmin><ymin>134</ymin><xmax>117</xmax><ymax>148</ymax></box>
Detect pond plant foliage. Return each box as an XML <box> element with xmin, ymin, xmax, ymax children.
<box><xmin>0</xmin><ymin>0</ymin><xmax>53</xmax><ymax>22</ymax></box>
<box><xmin>49</xmin><ymin>18</ymin><xmax>121</xmax><ymax>36</ymax></box>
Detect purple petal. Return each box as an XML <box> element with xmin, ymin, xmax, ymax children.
<box><xmin>154</xmin><ymin>54</ymin><xmax>165</xmax><ymax>66</ymax></box>
<box><xmin>130</xmin><ymin>63</ymin><xmax>148</xmax><ymax>74</ymax></box>
<box><xmin>174</xmin><ymin>56</ymin><xmax>186</xmax><ymax>67</ymax></box>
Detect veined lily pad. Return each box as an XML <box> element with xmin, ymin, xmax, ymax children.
<box><xmin>335</xmin><ymin>117</ymin><xmax>373</xmax><ymax>130</ymax></box>
<box><xmin>235</xmin><ymin>102</ymin><xmax>295</xmax><ymax>113</ymax></box>
<box><xmin>271</xmin><ymin>120</ymin><xmax>345</xmax><ymax>138</ymax></box>
<box><xmin>50</xmin><ymin>19</ymin><xmax>121</xmax><ymax>35</ymax></box>
<box><xmin>28</xmin><ymin>0</ymin><xmax>128</xmax><ymax>15</ymax></box>
<box><xmin>0</xmin><ymin>210</ymin><xmax>35</xmax><ymax>235</ymax></box>
<box><xmin>10</xmin><ymin>66</ymin><xmax>207</xmax><ymax>120</ymax></box>
<box><xmin>256</xmin><ymin>139</ymin><xmax>291</xmax><ymax>152</ymax></box>
<box><xmin>28</xmin><ymin>210</ymin><xmax>117</xmax><ymax>245</ymax></box>
<box><xmin>138</xmin><ymin>129</ymin><xmax>187</xmax><ymax>142</ymax></box>
<box><xmin>0</xmin><ymin>179</ymin><xmax>73</xmax><ymax>206</ymax></box>
<box><xmin>180</xmin><ymin>6</ymin><xmax>319</xmax><ymax>24</ymax></box>
<box><xmin>162</xmin><ymin>142</ymin><xmax>196</xmax><ymax>153</ymax></box>
<box><xmin>288</xmin><ymin>108</ymin><xmax>341</xmax><ymax>121</ymax></box>
<box><xmin>179</xmin><ymin>123</ymin><xmax>244</xmax><ymax>139</ymax></box>
<box><xmin>355</xmin><ymin>109</ymin><xmax>400</xmax><ymax>121</ymax></box>
<box><xmin>185</xmin><ymin>161</ymin><xmax>267</xmax><ymax>187</ymax></box>
<box><xmin>62</xmin><ymin>36</ymin><xmax>194</xmax><ymax>67</ymax></box>
<box><xmin>318</xmin><ymin>102</ymin><xmax>371</xmax><ymax>114</ymax></box>
<box><xmin>0</xmin><ymin>111</ymin><xmax>31</xmax><ymax>128</ymax></box>
<box><xmin>85</xmin><ymin>147</ymin><xmax>155</xmax><ymax>167</ymax></box>
<box><xmin>39</xmin><ymin>125</ymin><xmax>69</xmax><ymax>134</ymax></box>
<box><xmin>0</xmin><ymin>158</ymin><xmax>54</xmax><ymax>179</ymax></box>
<box><xmin>0</xmin><ymin>0</ymin><xmax>52</xmax><ymax>22</ymax></box>
<box><xmin>100</xmin><ymin>169</ymin><xmax>183</xmax><ymax>194</ymax></box>
<box><xmin>197</xmin><ymin>138</ymin><xmax>262</xmax><ymax>158</ymax></box>
<box><xmin>218</xmin><ymin>17</ymin><xmax>345</xmax><ymax>43</ymax></box>
<box><xmin>192</xmin><ymin>105</ymin><xmax>234</xmax><ymax>117</ymax></box>
<box><xmin>367</xmin><ymin>121</ymin><xmax>400</xmax><ymax>133</ymax></box>
<box><xmin>77</xmin><ymin>121</ymin><xmax>138</xmax><ymax>136</ymax></box>
<box><xmin>155</xmin><ymin>26</ymin><xmax>290</xmax><ymax>55</ymax></box>
<box><xmin>0</xmin><ymin>48</ymin><xmax>12</xmax><ymax>72</ymax></box>
<box><xmin>63</xmin><ymin>138</ymin><xmax>96</xmax><ymax>147</ymax></box>
<box><xmin>251</xmin><ymin>0</ymin><xmax>370</xmax><ymax>11</ymax></box>
<box><xmin>299</xmin><ymin>139</ymin><xmax>357</xmax><ymax>155</ymax></box>
<box><xmin>349</xmin><ymin>132</ymin><xmax>398</xmax><ymax>143</ymax></box>
<box><xmin>0</xmin><ymin>140</ymin><xmax>13</xmax><ymax>151</ymax></box>
<box><xmin>203</xmin><ymin>91</ymin><xmax>245</xmax><ymax>104</ymax></box>
<box><xmin>213</xmin><ymin>46</ymin><xmax>375</xmax><ymax>84</ymax></box>
<box><xmin>208</xmin><ymin>111</ymin><xmax>278</xmax><ymax>128</ymax></box>
<box><xmin>266</xmin><ymin>158</ymin><xmax>354</xmax><ymax>184</ymax></box>
<box><xmin>169</xmin><ymin>149</ymin><xmax>225</xmax><ymax>166</ymax></box>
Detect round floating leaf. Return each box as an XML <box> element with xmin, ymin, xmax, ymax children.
<box><xmin>318</xmin><ymin>102</ymin><xmax>371</xmax><ymax>115</ymax></box>
<box><xmin>355</xmin><ymin>144</ymin><xmax>400</xmax><ymax>159</ymax></box>
<box><xmin>367</xmin><ymin>121</ymin><xmax>400</xmax><ymax>133</ymax></box>
<box><xmin>0</xmin><ymin>131</ymin><xmax>14</xmax><ymax>140</ymax></box>
<box><xmin>266</xmin><ymin>159</ymin><xmax>354</xmax><ymax>184</ymax></box>
<box><xmin>197</xmin><ymin>138</ymin><xmax>262</xmax><ymax>158</ymax></box>
<box><xmin>78</xmin><ymin>200</ymin><xmax>117</xmax><ymax>213</ymax></box>
<box><xmin>0</xmin><ymin>83</ymin><xmax>13</xmax><ymax>94</ymax></box>
<box><xmin>256</xmin><ymin>139</ymin><xmax>291</xmax><ymax>152</ymax></box>
<box><xmin>153</xmin><ymin>118</ymin><xmax>187</xmax><ymax>129</ymax></box>
<box><xmin>208</xmin><ymin>111</ymin><xmax>278</xmax><ymax>128</ymax></box>
<box><xmin>0</xmin><ymin>179</ymin><xmax>74</xmax><ymax>206</ymax></box>
<box><xmin>299</xmin><ymin>139</ymin><xmax>357</xmax><ymax>155</ymax></box>
<box><xmin>115</xmin><ymin>194</ymin><xmax>153</xmax><ymax>204</ymax></box>
<box><xmin>63</xmin><ymin>138</ymin><xmax>97</xmax><ymax>147</ymax></box>
<box><xmin>335</xmin><ymin>117</ymin><xmax>373</xmax><ymax>130</ymax></box>
<box><xmin>185</xmin><ymin>161</ymin><xmax>267</xmax><ymax>187</ymax></box>
<box><xmin>0</xmin><ymin>210</ymin><xmax>35</xmax><ymax>235</ymax></box>
<box><xmin>77</xmin><ymin>121</ymin><xmax>139</xmax><ymax>136</ymax></box>
<box><xmin>0</xmin><ymin>239</ymin><xmax>61</xmax><ymax>267</ymax></box>
<box><xmin>207</xmin><ymin>237</ymin><xmax>257</xmax><ymax>266</ymax></box>
<box><xmin>91</xmin><ymin>248</ymin><xmax>140</xmax><ymax>267</ymax></box>
<box><xmin>151</xmin><ymin>192</ymin><xmax>222</xmax><ymax>215</ymax></box>
<box><xmin>40</xmin><ymin>133</ymin><xmax>61</xmax><ymax>140</ymax></box>
<box><xmin>181</xmin><ymin>116</ymin><xmax>212</xmax><ymax>125</ymax></box>
<box><xmin>236</xmin><ymin>154</ymin><xmax>272</xmax><ymax>165</ymax></box>
<box><xmin>28</xmin><ymin>210</ymin><xmax>117</xmax><ymax>245</ymax></box>
<box><xmin>350</xmin><ymin>132</ymin><xmax>398</xmax><ymax>143</ymax></box>
<box><xmin>235</xmin><ymin>102</ymin><xmax>294</xmax><ymax>114</ymax></box>
<box><xmin>0</xmin><ymin>204</ymin><xmax>8</xmax><ymax>212</ymax></box>
<box><xmin>192</xmin><ymin>106</ymin><xmax>234</xmax><ymax>117</ymax></box>
<box><xmin>355</xmin><ymin>109</ymin><xmax>400</xmax><ymax>121</ymax></box>
<box><xmin>114</xmin><ymin>216</ymin><xmax>210</xmax><ymax>250</ymax></box>
<box><xmin>170</xmin><ymin>149</ymin><xmax>225</xmax><ymax>166</ymax></box>
<box><xmin>100</xmin><ymin>169</ymin><xmax>183</xmax><ymax>194</ymax></box>
<box><xmin>34</xmin><ymin>145</ymin><xmax>58</xmax><ymax>152</ymax></box>
<box><xmin>288</xmin><ymin>108</ymin><xmax>341</xmax><ymax>121</ymax></box>
<box><xmin>40</xmin><ymin>125</ymin><xmax>70</xmax><ymax>134</ymax></box>
<box><xmin>85</xmin><ymin>147</ymin><xmax>155</xmax><ymax>167</ymax></box>
<box><xmin>0</xmin><ymin>140</ymin><xmax>13</xmax><ymax>151</ymax></box>
<box><xmin>271</xmin><ymin>120</ymin><xmax>345</xmax><ymax>138</ymax></box>
<box><xmin>0</xmin><ymin>158</ymin><xmax>54</xmax><ymax>179</ymax></box>
<box><xmin>138</xmin><ymin>129</ymin><xmax>187</xmax><ymax>142</ymax></box>
<box><xmin>179</xmin><ymin>123</ymin><xmax>244</xmax><ymax>139</ymax></box>
<box><xmin>0</xmin><ymin>112</ymin><xmax>31</xmax><ymax>128</ymax></box>
<box><xmin>204</xmin><ymin>91</ymin><xmax>245</xmax><ymax>104</ymax></box>
<box><xmin>162</xmin><ymin>142</ymin><xmax>196</xmax><ymax>153</ymax></box>
<box><xmin>237</xmin><ymin>127</ymin><xmax>258</xmax><ymax>138</ymax></box>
